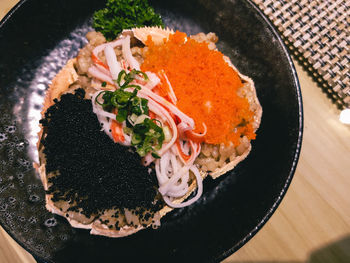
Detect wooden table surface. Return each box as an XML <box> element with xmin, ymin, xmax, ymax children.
<box><xmin>1</xmin><ymin>1</ymin><xmax>349</xmax><ymax>262</ymax></box>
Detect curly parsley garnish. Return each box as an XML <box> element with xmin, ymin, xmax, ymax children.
<box><xmin>93</xmin><ymin>0</ymin><xmax>164</xmax><ymax>41</ymax></box>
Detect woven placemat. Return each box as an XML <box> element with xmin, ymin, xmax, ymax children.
<box><xmin>253</xmin><ymin>0</ymin><xmax>350</xmax><ymax>108</ymax></box>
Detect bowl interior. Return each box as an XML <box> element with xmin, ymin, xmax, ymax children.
<box><xmin>0</xmin><ymin>0</ymin><xmax>302</xmax><ymax>262</ymax></box>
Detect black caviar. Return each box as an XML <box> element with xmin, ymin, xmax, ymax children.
<box><xmin>40</xmin><ymin>89</ymin><xmax>163</xmax><ymax>217</ymax></box>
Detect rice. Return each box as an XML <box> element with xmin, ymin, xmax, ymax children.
<box><xmin>72</xmin><ymin>30</ymin><xmax>258</xmax><ymax>175</ymax></box>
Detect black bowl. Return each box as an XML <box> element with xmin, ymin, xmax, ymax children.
<box><xmin>0</xmin><ymin>0</ymin><xmax>302</xmax><ymax>262</ymax></box>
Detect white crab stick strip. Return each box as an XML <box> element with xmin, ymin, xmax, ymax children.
<box><xmin>177</xmin><ymin>140</ymin><xmax>201</xmax><ymax>164</ymax></box>
<box><xmin>92</xmin><ymin>38</ymin><xmax>124</xmax><ymax>60</ymax></box>
<box><xmin>95</xmin><ymin>64</ymin><xmax>113</xmax><ymax>78</ymax></box>
<box><xmin>162</xmin><ymin>165</ymin><xmax>203</xmax><ymax>208</ymax></box>
<box><xmin>88</xmin><ymin>66</ymin><xmax>114</xmax><ymax>84</ymax></box>
<box><xmin>91</xmin><ymin>91</ymin><xmax>114</xmax><ymax>139</ymax></box>
<box><xmin>158</xmin><ymin>163</ymin><xmax>190</xmax><ymax>195</ymax></box>
<box><xmin>162</xmin><ymin>72</ymin><xmax>177</xmax><ymax>104</ymax></box>
<box><xmin>104</xmin><ymin>45</ymin><xmax>122</xmax><ymax>80</ymax></box>
<box><xmin>145</xmin><ymin>71</ymin><xmax>160</xmax><ymax>89</ymax></box>
<box><xmin>155</xmin><ymin>142</ymin><xmax>203</xmax><ymax>206</ymax></box>
<box><xmin>156</xmin><ymin>157</ymin><xmax>188</xmax><ymax>197</ymax></box>
<box><xmin>143</xmin><ymin>152</ymin><xmax>155</xmax><ymax>166</ymax></box>
<box><xmin>138</xmin><ymin>87</ymin><xmax>194</xmax><ymax>128</ymax></box>
<box><xmin>122</xmin><ymin>35</ymin><xmax>140</xmax><ymax>70</ymax></box>
<box><xmin>145</xmin><ymin>97</ymin><xmax>178</xmax><ymax>155</ymax></box>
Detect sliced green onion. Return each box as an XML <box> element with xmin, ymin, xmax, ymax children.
<box><xmin>163</xmin><ymin>126</ymin><xmax>172</xmax><ymax>143</ymax></box>
<box><xmin>134</xmin><ymin>114</ymin><xmax>149</xmax><ymax>125</ymax></box>
<box><xmin>116</xmin><ymin>108</ymin><xmax>128</xmax><ymax>122</ymax></box>
<box><xmin>116</xmin><ymin>70</ymin><xmax>127</xmax><ymax>87</ymax></box>
<box><xmin>131</xmin><ymin>133</ymin><xmax>142</xmax><ymax>145</ymax></box>
<box><xmin>95</xmin><ymin>91</ymin><xmax>108</xmax><ymax>105</ymax></box>
<box><xmin>131</xmin><ymin>69</ymin><xmax>149</xmax><ymax>80</ymax></box>
<box><xmin>151</xmin><ymin>152</ymin><xmax>160</xmax><ymax>159</ymax></box>
<box><xmin>95</xmin><ymin>68</ymin><xmax>164</xmax><ymax>158</ymax></box>
<box><xmin>125</xmin><ymin>84</ymin><xmax>141</xmax><ymax>90</ymax></box>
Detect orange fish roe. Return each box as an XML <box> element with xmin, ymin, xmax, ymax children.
<box><xmin>141</xmin><ymin>31</ymin><xmax>256</xmax><ymax>146</ymax></box>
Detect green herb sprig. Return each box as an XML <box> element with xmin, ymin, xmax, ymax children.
<box><xmin>93</xmin><ymin>0</ymin><xmax>164</xmax><ymax>41</ymax></box>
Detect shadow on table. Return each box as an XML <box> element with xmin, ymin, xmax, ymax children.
<box><xmin>308</xmin><ymin>235</ymin><xmax>350</xmax><ymax>263</ymax></box>
<box><xmin>228</xmin><ymin>235</ymin><xmax>350</xmax><ymax>263</ymax></box>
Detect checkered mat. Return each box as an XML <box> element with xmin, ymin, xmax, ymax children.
<box><xmin>253</xmin><ymin>0</ymin><xmax>350</xmax><ymax>108</ymax></box>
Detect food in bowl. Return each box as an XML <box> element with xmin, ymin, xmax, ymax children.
<box><xmin>37</xmin><ymin>27</ymin><xmax>262</xmax><ymax>237</ymax></box>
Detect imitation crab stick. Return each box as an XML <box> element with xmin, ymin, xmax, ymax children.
<box><xmin>88</xmin><ymin>66</ymin><xmax>114</xmax><ymax>85</ymax></box>
<box><xmin>90</xmin><ymin>32</ymin><xmax>206</xmax><ymax>210</ymax></box>
<box><xmin>157</xmin><ymin>70</ymin><xmax>177</xmax><ymax>104</ymax></box>
<box><xmin>175</xmin><ymin>140</ymin><xmax>191</xmax><ymax>163</ymax></box>
<box><xmin>184</xmin><ymin>122</ymin><xmax>207</xmax><ymax>143</ymax></box>
<box><xmin>109</xmin><ymin>108</ymin><xmax>124</xmax><ymax>143</ymax></box>
<box><xmin>91</xmin><ymin>53</ymin><xmax>109</xmax><ymax>70</ymax></box>
<box><xmin>110</xmin><ymin>119</ymin><xmax>125</xmax><ymax>143</ymax></box>
<box><xmin>175</xmin><ymin>139</ymin><xmax>201</xmax><ymax>164</ymax></box>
